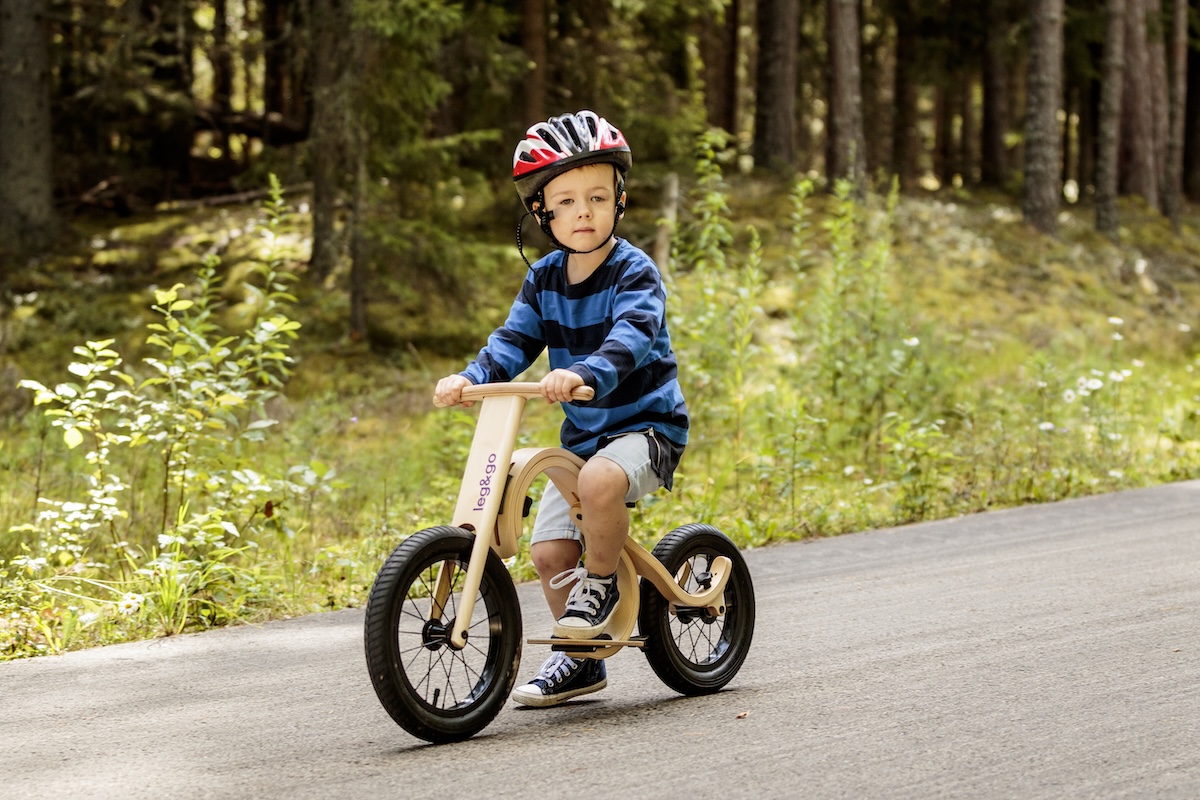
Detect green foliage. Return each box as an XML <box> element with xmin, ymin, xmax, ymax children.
<box><xmin>662</xmin><ymin>131</ymin><xmax>1200</xmax><ymax>542</ymax></box>
<box><xmin>7</xmin><ymin>144</ymin><xmax>1200</xmax><ymax>660</ymax></box>
<box><xmin>0</xmin><ymin>179</ymin><xmax>314</xmax><ymax>657</ymax></box>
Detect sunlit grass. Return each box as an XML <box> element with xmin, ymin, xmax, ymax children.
<box><xmin>2</xmin><ymin>165</ymin><xmax>1199</xmax><ymax>659</ymax></box>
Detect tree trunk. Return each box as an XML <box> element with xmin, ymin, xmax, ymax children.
<box><xmin>891</xmin><ymin>0</ymin><xmax>920</xmax><ymax>188</ymax></box>
<box><xmin>0</xmin><ymin>0</ymin><xmax>60</xmax><ymax>258</ymax></box>
<box><xmin>141</xmin><ymin>0</ymin><xmax>196</xmax><ymax>199</ymax></box>
<box><xmin>1022</xmin><ymin>0</ymin><xmax>1064</xmax><ymax>234</ymax></box>
<box><xmin>210</xmin><ymin>0</ymin><xmax>234</xmax><ymax>161</ymax></box>
<box><xmin>1146</xmin><ymin>0</ymin><xmax>1170</xmax><ymax>210</ymax></box>
<box><xmin>752</xmin><ymin>0</ymin><xmax>799</xmax><ymax>172</ymax></box>
<box><xmin>1186</xmin><ymin>33</ymin><xmax>1200</xmax><ymax>200</ymax></box>
<box><xmin>934</xmin><ymin>85</ymin><xmax>954</xmax><ymax>185</ymax></box>
<box><xmin>1120</xmin><ymin>0</ymin><xmax>1159</xmax><ymax>208</ymax></box>
<box><xmin>308</xmin><ymin>0</ymin><xmax>352</xmax><ymax>283</ymax></box>
<box><xmin>521</xmin><ymin>0</ymin><xmax>547</xmax><ymax>125</ymax></box>
<box><xmin>1162</xmin><ymin>0</ymin><xmax>1188</xmax><ymax>228</ymax></box>
<box><xmin>981</xmin><ymin>0</ymin><xmax>1013</xmax><ymax>187</ymax></box>
<box><xmin>1061</xmin><ymin>84</ymin><xmax>1076</xmax><ymax>187</ymax></box>
<box><xmin>349</xmin><ymin>129</ymin><xmax>369</xmax><ymax>344</ymax></box>
<box><xmin>1077</xmin><ymin>75</ymin><xmax>1098</xmax><ymax>192</ymax></box>
<box><xmin>263</xmin><ymin>0</ymin><xmax>286</xmax><ymax>119</ymax></box>
<box><xmin>826</xmin><ymin>0</ymin><xmax>866</xmax><ymax>190</ymax></box>
<box><xmin>960</xmin><ymin>71</ymin><xmax>977</xmax><ymax>185</ymax></box>
<box><xmin>701</xmin><ymin>0</ymin><xmax>741</xmax><ymax>136</ymax></box>
<box><xmin>860</xmin><ymin>0</ymin><xmax>891</xmax><ymax>176</ymax></box>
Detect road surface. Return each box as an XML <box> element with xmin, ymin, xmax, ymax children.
<box><xmin>2</xmin><ymin>481</ymin><xmax>1199</xmax><ymax>799</ymax></box>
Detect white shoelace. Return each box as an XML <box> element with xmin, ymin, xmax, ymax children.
<box><xmin>535</xmin><ymin>651</ymin><xmax>577</xmax><ymax>681</ymax></box>
<box><xmin>548</xmin><ymin>566</ymin><xmax>612</xmax><ymax>615</ymax></box>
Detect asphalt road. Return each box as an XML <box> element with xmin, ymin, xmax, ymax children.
<box><xmin>3</xmin><ymin>481</ymin><xmax>1199</xmax><ymax>800</ymax></box>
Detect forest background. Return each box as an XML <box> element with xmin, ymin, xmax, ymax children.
<box><xmin>0</xmin><ymin>0</ymin><xmax>1199</xmax><ymax>658</ymax></box>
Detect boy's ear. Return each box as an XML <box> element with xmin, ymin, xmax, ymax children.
<box><xmin>531</xmin><ymin>197</ymin><xmax>554</xmax><ymax>226</ymax></box>
<box><xmin>616</xmin><ymin>191</ymin><xmax>627</xmax><ymax>219</ymax></box>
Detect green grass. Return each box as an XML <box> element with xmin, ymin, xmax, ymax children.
<box><xmin>1</xmin><ymin>165</ymin><xmax>1198</xmax><ymax>659</ymax></box>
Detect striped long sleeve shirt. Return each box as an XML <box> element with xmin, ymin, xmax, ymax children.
<box><xmin>462</xmin><ymin>238</ymin><xmax>688</xmax><ymax>486</ymax></box>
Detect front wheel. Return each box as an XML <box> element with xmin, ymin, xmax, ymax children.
<box><xmin>363</xmin><ymin>526</ymin><xmax>522</xmax><ymax>743</ymax></box>
<box><xmin>638</xmin><ymin>524</ymin><xmax>756</xmax><ymax>696</ymax></box>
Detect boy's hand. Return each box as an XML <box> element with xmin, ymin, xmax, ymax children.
<box><xmin>434</xmin><ymin>374</ymin><xmax>474</xmax><ymax>408</ymax></box>
<box><xmin>539</xmin><ymin>369</ymin><xmax>585</xmax><ymax>404</ymax></box>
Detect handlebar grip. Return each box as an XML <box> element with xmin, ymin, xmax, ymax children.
<box><xmin>436</xmin><ymin>382</ymin><xmax>595</xmax><ymax>407</ymax></box>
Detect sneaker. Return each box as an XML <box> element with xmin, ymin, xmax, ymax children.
<box><xmin>511</xmin><ymin>651</ymin><xmax>607</xmax><ymax>707</ymax></box>
<box><xmin>549</xmin><ymin>566</ymin><xmax>620</xmax><ymax>639</ymax></box>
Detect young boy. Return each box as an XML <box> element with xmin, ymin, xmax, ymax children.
<box><xmin>434</xmin><ymin>110</ymin><xmax>688</xmax><ymax>707</ymax></box>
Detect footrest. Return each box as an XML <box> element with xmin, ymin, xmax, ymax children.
<box><xmin>527</xmin><ymin>636</ymin><xmax>646</xmax><ymax>651</ymax></box>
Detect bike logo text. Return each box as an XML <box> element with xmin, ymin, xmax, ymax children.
<box><xmin>473</xmin><ymin>453</ymin><xmax>499</xmax><ymax>510</ymax></box>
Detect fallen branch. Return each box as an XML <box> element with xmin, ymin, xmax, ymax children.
<box><xmin>155</xmin><ymin>182</ymin><xmax>313</xmax><ymax>212</ymax></box>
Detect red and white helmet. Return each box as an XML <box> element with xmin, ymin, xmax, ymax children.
<box><xmin>512</xmin><ymin>110</ymin><xmax>632</xmax><ymax>211</ymax></box>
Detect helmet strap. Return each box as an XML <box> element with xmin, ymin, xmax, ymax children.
<box><xmin>516</xmin><ymin>210</ymin><xmax>536</xmax><ymax>268</ymax></box>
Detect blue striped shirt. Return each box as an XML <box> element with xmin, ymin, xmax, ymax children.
<box><xmin>462</xmin><ymin>239</ymin><xmax>688</xmax><ymax>479</ymax></box>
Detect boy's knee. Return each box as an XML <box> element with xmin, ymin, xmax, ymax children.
<box><xmin>578</xmin><ymin>457</ymin><xmax>629</xmax><ymax>505</ymax></box>
<box><xmin>530</xmin><ymin>539</ymin><xmax>581</xmax><ymax>576</ymax></box>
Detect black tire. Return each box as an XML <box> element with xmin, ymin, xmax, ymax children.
<box><xmin>638</xmin><ymin>524</ymin><xmax>755</xmax><ymax>696</ymax></box>
<box><xmin>363</xmin><ymin>526</ymin><xmax>522</xmax><ymax>743</ymax></box>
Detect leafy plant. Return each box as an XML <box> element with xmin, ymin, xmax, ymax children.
<box><xmin>2</xmin><ymin>177</ymin><xmax>307</xmax><ymax>655</ymax></box>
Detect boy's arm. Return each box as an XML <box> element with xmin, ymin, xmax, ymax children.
<box><xmin>462</xmin><ymin>272</ymin><xmax>546</xmax><ymax>385</ymax></box>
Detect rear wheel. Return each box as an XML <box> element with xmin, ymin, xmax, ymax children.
<box><xmin>363</xmin><ymin>526</ymin><xmax>521</xmax><ymax>743</ymax></box>
<box><xmin>638</xmin><ymin>524</ymin><xmax>755</xmax><ymax>695</ymax></box>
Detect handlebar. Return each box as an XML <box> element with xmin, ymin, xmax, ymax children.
<box><xmin>434</xmin><ymin>382</ymin><xmax>595</xmax><ymax>408</ymax></box>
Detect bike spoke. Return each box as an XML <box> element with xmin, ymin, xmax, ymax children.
<box><xmin>666</xmin><ymin>551</ymin><xmax>732</xmax><ymax>666</ymax></box>
<box><xmin>391</xmin><ymin>561</ymin><xmax>495</xmax><ymax>711</ymax></box>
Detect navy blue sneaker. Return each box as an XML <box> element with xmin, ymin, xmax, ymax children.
<box><xmin>511</xmin><ymin>652</ymin><xmax>607</xmax><ymax>707</ymax></box>
<box><xmin>550</xmin><ymin>568</ymin><xmax>620</xmax><ymax>639</ymax></box>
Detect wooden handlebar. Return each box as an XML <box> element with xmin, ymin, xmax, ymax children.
<box><xmin>435</xmin><ymin>382</ymin><xmax>595</xmax><ymax>407</ymax></box>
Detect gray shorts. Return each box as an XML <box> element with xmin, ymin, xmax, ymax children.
<box><xmin>531</xmin><ymin>432</ymin><xmax>664</xmax><ymax>545</ymax></box>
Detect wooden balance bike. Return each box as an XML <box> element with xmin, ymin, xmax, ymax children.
<box><xmin>363</xmin><ymin>382</ymin><xmax>756</xmax><ymax>743</ymax></box>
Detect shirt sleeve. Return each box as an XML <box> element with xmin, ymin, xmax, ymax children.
<box><xmin>462</xmin><ymin>269</ymin><xmax>547</xmax><ymax>384</ymax></box>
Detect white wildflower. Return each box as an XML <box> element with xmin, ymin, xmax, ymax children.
<box><xmin>117</xmin><ymin>593</ymin><xmax>143</xmax><ymax>615</ymax></box>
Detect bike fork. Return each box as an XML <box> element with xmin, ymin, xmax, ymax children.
<box><xmin>445</xmin><ymin>394</ymin><xmax>525</xmax><ymax>649</ymax></box>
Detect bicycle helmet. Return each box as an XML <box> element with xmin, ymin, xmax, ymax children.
<box><xmin>512</xmin><ymin>110</ymin><xmax>632</xmax><ymax>263</ymax></box>
<box><xmin>513</xmin><ymin>110</ymin><xmax>632</xmax><ymax>212</ymax></box>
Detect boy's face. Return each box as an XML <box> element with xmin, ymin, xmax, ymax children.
<box><xmin>539</xmin><ymin>163</ymin><xmax>624</xmax><ymax>253</ymax></box>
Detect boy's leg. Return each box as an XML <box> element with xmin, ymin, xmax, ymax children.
<box><xmin>575</xmin><ymin>456</ymin><xmax>630</xmax><ymax>576</ymax></box>
<box><xmin>513</xmin><ymin>484</ymin><xmax>605</xmax><ymax>708</ymax></box>
<box><xmin>553</xmin><ymin>432</ymin><xmax>662</xmax><ymax>638</ymax></box>
<box><xmin>530</xmin><ymin>538</ymin><xmax>582</xmax><ymax>617</ymax></box>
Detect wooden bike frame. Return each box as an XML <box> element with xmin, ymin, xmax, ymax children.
<box><xmin>438</xmin><ymin>382</ymin><xmax>732</xmax><ymax>657</ymax></box>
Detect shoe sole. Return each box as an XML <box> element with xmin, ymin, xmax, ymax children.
<box><xmin>511</xmin><ymin>677</ymin><xmax>608</xmax><ymax>708</ymax></box>
<box><xmin>551</xmin><ymin>619</ymin><xmax>610</xmax><ymax>639</ymax></box>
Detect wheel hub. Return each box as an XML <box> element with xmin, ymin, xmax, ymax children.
<box><xmin>674</xmin><ymin>605</ymin><xmax>720</xmax><ymax>624</ymax></box>
<box><xmin>421</xmin><ymin>618</ymin><xmax>466</xmax><ymax>650</ymax></box>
